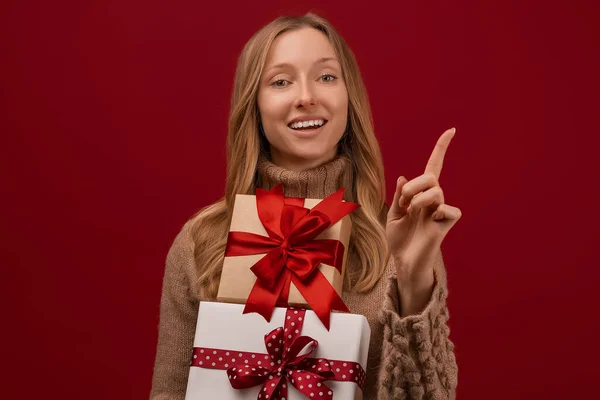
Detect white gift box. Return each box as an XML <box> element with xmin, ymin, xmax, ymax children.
<box><xmin>185</xmin><ymin>301</ymin><xmax>371</xmax><ymax>400</ymax></box>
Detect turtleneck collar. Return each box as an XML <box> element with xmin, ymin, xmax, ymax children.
<box><xmin>256</xmin><ymin>153</ymin><xmax>353</xmax><ymax>199</ymax></box>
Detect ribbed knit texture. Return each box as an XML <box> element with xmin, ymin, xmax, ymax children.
<box><xmin>150</xmin><ymin>156</ymin><xmax>457</xmax><ymax>399</ymax></box>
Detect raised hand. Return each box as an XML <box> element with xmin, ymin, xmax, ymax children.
<box><xmin>386</xmin><ymin>128</ymin><xmax>462</xmax><ymax>301</ymax></box>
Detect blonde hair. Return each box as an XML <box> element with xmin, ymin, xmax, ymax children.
<box><xmin>190</xmin><ymin>13</ymin><xmax>388</xmax><ymax>298</ymax></box>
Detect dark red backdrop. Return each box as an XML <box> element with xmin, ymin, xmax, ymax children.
<box><xmin>2</xmin><ymin>0</ymin><xmax>599</xmax><ymax>398</ymax></box>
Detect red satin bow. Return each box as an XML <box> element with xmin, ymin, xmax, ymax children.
<box><xmin>225</xmin><ymin>185</ymin><xmax>360</xmax><ymax>329</ymax></box>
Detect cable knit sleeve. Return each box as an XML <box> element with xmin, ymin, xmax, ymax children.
<box><xmin>150</xmin><ymin>223</ymin><xmax>201</xmax><ymax>400</ymax></box>
<box><xmin>377</xmin><ymin>251</ymin><xmax>458</xmax><ymax>400</ymax></box>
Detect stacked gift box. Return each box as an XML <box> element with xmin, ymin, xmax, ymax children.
<box><xmin>185</xmin><ymin>185</ymin><xmax>371</xmax><ymax>400</ymax></box>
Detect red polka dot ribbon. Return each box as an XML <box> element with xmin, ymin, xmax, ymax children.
<box><xmin>191</xmin><ymin>308</ymin><xmax>366</xmax><ymax>400</ymax></box>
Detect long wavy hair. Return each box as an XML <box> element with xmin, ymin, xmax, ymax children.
<box><xmin>190</xmin><ymin>13</ymin><xmax>388</xmax><ymax>298</ymax></box>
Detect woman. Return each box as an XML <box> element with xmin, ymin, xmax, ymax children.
<box><xmin>151</xmin><ymin>12</ymin><xmax>461</xmax><ymax>400</ymax></box>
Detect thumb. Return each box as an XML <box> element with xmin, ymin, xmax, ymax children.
<box><xmin>388</xmin><ymin>176</ymin><xmax>409</xmax><ymax>221</ymax></box>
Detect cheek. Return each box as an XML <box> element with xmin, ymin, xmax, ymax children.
<box><xmin>328</xmin><ymin>86</ymin><xmax>348</xmax><ymax>116</ymax></box>
<box><xmin>329</xmin><ymin>88</ymin><xmax>349</xmax><ymax>128</ymax></box>
<box><xmin>257</xmin><ymin>93</ymin><xmax>287</xmax><ymax>148</ymax></box>
<box><xmin>330</xmin><ymin>90</ymin><xmax>348</xmax><ymax>141</ymax></box>
<box><xmin>258</xmin><ymin>93</ymin><xmax>290</xmax><ymax>126</ymax></box>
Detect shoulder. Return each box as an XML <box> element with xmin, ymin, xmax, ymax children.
<box><xmin>167</xmin><ymin>200</ymin><xmax>224</xmax><ymax>263</ymax></box>
<box><xmin>164</xmin><ymin>201</ymin><xmax>226</xmax><ymax>297</ymax></box>
<box><xmin>162</xmin><ymin>217</ymin><xmax>201</xmax><ymax>298</ymax></box>
<box><xmin>167</xmin><ymin>218</ymin><xmax>196</xmax><ymax>265</ymax></box>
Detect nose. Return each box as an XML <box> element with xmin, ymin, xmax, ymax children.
<box><xmin>294</xmin><ymin>80</ymin><xmax>318</xmax><ymax>108</ymax></box>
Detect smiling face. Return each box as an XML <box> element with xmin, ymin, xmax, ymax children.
<box><xmin>257</xmin><ymin>27</ymin><xmax>349</xmax><ymax>171</ymax></box>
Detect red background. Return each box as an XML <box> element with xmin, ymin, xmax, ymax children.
<box><xmin>2</xmin><ymin>0</ymin><xmax>599</xmax><ymax>399</ymax></box>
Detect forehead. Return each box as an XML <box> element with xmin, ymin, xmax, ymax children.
<box><xmin>264</xmin><ymin>27</ymin><xmax>338</xmax><ymax>68</ymax></box>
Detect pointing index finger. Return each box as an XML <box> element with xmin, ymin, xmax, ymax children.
<box><xmin>424</xmin><ymin>127</ymin><xmax>456</xmax><ymax>179</ymax></box>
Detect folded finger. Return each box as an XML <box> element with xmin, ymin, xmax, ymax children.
<box><xmin>410</xmin><ymin>186</ymin><xmax>445</xmax><ymax>211</ymax></box>
<box><xmin>432</xmin><ymin>204</ymin><xmax>462</xmax><ymax>221</ymax></box>
<box><xmin>388</xmin><ymin>176</ymin><xmax>409</xmax><ymax>221</ymax></box>
<box><xmin>399</xmin><ymin>172</ymin><xmax>439</xmax><ymax>207</ymax></box>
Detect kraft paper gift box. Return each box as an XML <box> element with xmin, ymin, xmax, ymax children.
<box><xmin>185</xmin><ymin>301</ymin><xmax>371</xmax><ymax>400</ymax></box>
<box><xmin>217</xmin><ymin>188</ymin><xmax>354</xmax><ymax>310</ymax></box>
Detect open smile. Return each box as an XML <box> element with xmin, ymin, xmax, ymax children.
<box><xmin>287</xmin><ymin>119</ymin><xmax>328</xmax><ymax>136</ymax></box>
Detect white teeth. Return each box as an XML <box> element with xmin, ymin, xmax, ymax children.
<box><xmin>289</xmin><ymin>119</ymin><xmax>325</xmax><ymax>129</ymax></box>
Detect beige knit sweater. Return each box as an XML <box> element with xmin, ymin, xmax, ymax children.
<box><xmin>150</xmin><ymin>156</ymin><xmax>458</xmax><ymax>399</ymax></box>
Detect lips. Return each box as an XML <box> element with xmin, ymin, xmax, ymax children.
<box><xmin>286</xmin><ymin>121</ymin><xmax>328</xmax><ymax>139</ymax></box>
<box><xmin>287</xmin><ymin>119</ymin><xmax>328</xmax><ymax>130</ymax></box>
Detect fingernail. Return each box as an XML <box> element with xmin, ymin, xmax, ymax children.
<box><xmin>450</xmin><ymin>127</ymin><xmax>456</xmax><ymax>134</ymax></box>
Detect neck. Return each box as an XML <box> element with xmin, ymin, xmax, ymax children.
<box><xmin>256</xmin><ymin>153</ymin><xmax>353</xmax><ymax>199</ymax></box>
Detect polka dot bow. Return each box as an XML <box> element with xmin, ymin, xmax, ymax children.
<box><xmin>191</xmin><ymin>308</ymin><xmax>366</xmax><ymax>400</ymax></box>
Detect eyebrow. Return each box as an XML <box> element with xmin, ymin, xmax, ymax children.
<box><xmin>266</xmin><ymin>57</ymin><xmax>339</xmax><ymax>73</ymax></box>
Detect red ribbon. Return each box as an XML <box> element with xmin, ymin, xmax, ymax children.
<box><xmin>191</xmin><ymin>308</ymin><xmax>367</xmax><ymax>400</ymax></box>
<box><xmin>225</xmin><ymin>184</ymin><xmax>360</xmax><ymax>330</ymax></box>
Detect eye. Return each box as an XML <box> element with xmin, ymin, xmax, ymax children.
<box><xmin>319</xmin><ymin>74</ymin><xmax>338</xmax><ymax>83</ymax></box>
<box><xmin>270</xmin><ymin>79</ymin><xmax>289</xmax><ymax>88</ymax></box>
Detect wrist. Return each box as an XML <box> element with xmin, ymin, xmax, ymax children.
<box><xmin>394</xmin><ymin>256</ymin><xmax>436</xmax><ymax>317</ymax></box>
<box><xmin>393</xmin><ymin>255</ymin><xmax>435</xmax><ymax>290</ymax></box>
